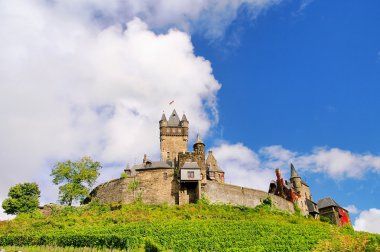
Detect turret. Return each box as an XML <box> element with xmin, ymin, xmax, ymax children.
<box><xmin>193</xmin><ymin>134</ymin><xmax>205</xmax><ymax>161</ymax></box>
<box><xmin>159</xmin><ymin>113</ymin><xmax>167</xmax><ymax>128</ymax></box>
<box><xmin>289</xmin><ymin>163</ymin><xmax>302</xmax><ymax>193</ymax></box>
<box><xmin>180</xmin><ymin>114</ymin><xmax>189</xmax><ymax>135</ymax></box>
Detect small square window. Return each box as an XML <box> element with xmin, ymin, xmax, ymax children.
<box><xmin>163</xmin><ymin>172</ymin><xmax>168</xmax><ymax>180</ymax></box>
<box><xmin>188</xmin><ymin>171</ymin><xmax>194</xmax><ymax>178</ymax></box>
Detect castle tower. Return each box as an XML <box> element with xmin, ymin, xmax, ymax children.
<box><xmin>193</xmin><ymin>134</ymin><xmax>206</xmax><ymax>181</ymax></box>
<box><xmin>289</xmin><ymin>163</ymin><xmax>312</xmax><ymax>215</ymax></box>
<box><xmin>290</xmin><ymin>163</ymin><xmax>302</xmax><ymax>193</ymax></box>
<box><xmin>193</xmin><ymin>134</ymin><xmax>205</xmax><ymax>161</ymax></box>
<box><xmin>160</xmin><ymin>110</ymin><xmax>188</xmax><ymax>162</ymax></box>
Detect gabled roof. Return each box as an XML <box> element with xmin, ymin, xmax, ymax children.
<box><xmin>182</xmin><ymin>162</ymin><xmax>200</xmax><ymax>169</ymax></box>
<box><xmin>317</xmin><ymin>197</ymin><xmax>342</xmax><ymax>210</ymax></box>
<box><xmin>131</xmin><ymin>161</ymin><xmax>173</xmax><ymax>171</ymax></box>
<box><xmin>206</xmin><ymin>151</ymin><xmax>223</xmax><ymax>172</ymax></box>
<box><xmin>167</xmin><ymin>109</ymin><xmax>181</xmax><ymax>126</ymax></box>
<box><xmin>290</xmin><ymin>163</ymin><xmax>300</xmax><ymax>179</ymax></box>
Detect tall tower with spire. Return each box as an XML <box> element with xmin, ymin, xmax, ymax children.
<box><xmin>289</xmin><ymin>163</ymin><xmax>312</xmax><ymax>214</ymax></box>
<box><xmin>290</xmin><ymin>163</ymin><xmax>302</xmax><ymax>193</ymax></box>
<box><xmin>159</xmin><ymin>110</ymin><xmax>189</xmax><ymax>162</ymax></box>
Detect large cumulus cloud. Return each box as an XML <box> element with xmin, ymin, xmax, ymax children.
<box><xmin>0</xmin><ymin>0</ymin><xmax>222</xmax><ymax>219</ymax></box>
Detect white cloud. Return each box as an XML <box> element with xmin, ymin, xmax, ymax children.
<box><xmin>296</xmin><ymin>147</ymin><xmax>380</xmax><ymax>179</ymax></box>
<box><xmin>211</xmin><ymin>143</ymin><xmax>273</xmax><ymax>191</ymax></box>
<box><xmin>354</xmin><ymin>208</ymin><xmax>380</xmax><ymax>234</ymax></box>
<box><xmin>0</xmin><ymin>0</ymin><xmax>221</xmax><ymax>217</ymax></box>
<box><xmin>298</xmin><ymin>0</ymin><xmax>315</xmax><ymax>12</ymax></box>
<box><xmin>259</xmin><ymin>145</ymin><xmax>296</xmax><ymax>172</ymax></box>
<box><xmin>48</xmin><ymin>0</ymin><xmax>281</xmax><ymax>39</ymax></box>
<box><xmin>344</xmin><ymin>205</ymin><xmax>359</xmax><ymax>215</ymax></box>
<box><xmin>209</xmin><ymin>144</ymin><xmax>380</xmax><ymax>193</ymax></box>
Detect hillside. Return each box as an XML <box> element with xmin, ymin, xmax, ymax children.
<box><xmin>0</xmin><ymin>201</ymin><xmax>379</xmax><ymax>252</ymax></box>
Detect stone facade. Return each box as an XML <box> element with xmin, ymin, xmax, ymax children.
<box><xmin>91</xmin><ymin>168</ymin><xmax>178</xmax><ymax>205</ymax></box>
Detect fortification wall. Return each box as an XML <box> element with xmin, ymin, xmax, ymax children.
<box><xmin>91</xmin><ymin>172</ymin><xmax>294</xmax><ymax>213</ymax></box>
<box><xmin>91</xmin><ymin>168</ymin><xmax>178</xmax><ymax>205</ymax></box>
<box><xmin>203</xmin><ymin>181</ymin><xmax>295</xmax><ymax>213</ymax></box>
<box><xmin>90</xmin><ymin>178</ymin><xmax>131</xmax><ymax>204</ymax></box>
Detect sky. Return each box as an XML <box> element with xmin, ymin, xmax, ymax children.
<box><xmin>0</xmin><ymin>0</ymin><xmax>380</xmax><ymax>234</ymax></box>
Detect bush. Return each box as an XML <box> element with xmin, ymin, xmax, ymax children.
<box><xmin>2</xmin><ymin>183</ymin><xmax>41</xmax><ymax>215</ymax></box>
<box><xmin>320</xmin><ymin>216</ymin><xmax>332</xmax><ymax>224</ymax></box>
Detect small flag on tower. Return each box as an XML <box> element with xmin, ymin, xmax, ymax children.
<box><xmin>169</xmin><ymin>100</ymin><xmax>174</xmax><ymax>105</ymax></box>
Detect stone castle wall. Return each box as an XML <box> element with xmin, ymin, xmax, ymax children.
<box><xmin>203</xmin><ymin>181</ymin><xmax>295</xmax><ymax>213</ymax></box>
<box><xmin>91</xmin><ymin>172</ymin><xmax>294</xmax><ymax>213</ymax></box>
<box><xmin>91</xmin><ymin>168</ymin><xmax>178</xmax><ymax>205</ymax></box>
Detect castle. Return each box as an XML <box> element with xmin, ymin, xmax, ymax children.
<box><xmin>268</xmin><ymin>164</ymin><xmax>350</xmax><ymax>226</ymax></box>
<box><xmin>89</xmin><ymin>110</ymin><xmax>350</xmax><ymax>225</ymax></box>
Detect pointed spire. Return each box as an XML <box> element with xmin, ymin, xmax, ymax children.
<box><xmin>181</xmin><ymin>114</ymin><xmax>188</xmax><ymax>122</ymax></box>
<box><xmin>161</xmin><ymin>112</ymin><xmax>167</xmax><ymax>121</ymax></box>
<box><xmin>167</xmin><ymin>109</ymin><xmax>180</xmax><ymax>126</ymax></box>
<box><xmin>195</xmin><ymin>134</ymin><xmax>203</xmax><ymax>144</ymax></box>
<box><xmin>290</xmin><ymin>163</ymin><xmax>300</xmax><ymax>178</ymax></box>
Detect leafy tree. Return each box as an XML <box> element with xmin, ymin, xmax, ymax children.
<box><xmin>51</xmin><ymin>156</ymin><xmax>102</xmax><ymax>206</ymax></box>
<box><xmin>2</xmin><ymin>182</ymin><xmax>41</xmax><ymax>215</ymax></box>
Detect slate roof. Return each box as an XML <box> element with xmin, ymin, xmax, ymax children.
<box><xmin>167</xmin><ymin>109</ymin><xmax>181</xmax><ymax>126</ymax></box>
<box><xmin>160</xmin><ymin>113</ymin><xmax>167</xmax><ymax>121</ymax></box>
<box><xmin>131</xmin><ymin>161</ymin><xmax>173</xmax><ymax>171</ymax></box>
<box><xmin>182</xmin><ymin>162</ymin><xmax>200</xmax><ymax>169</ymax></box>
<box><xmin>195</xmin><ymin>134</ymin><xmax>204</xmax><ymax>144</ymax></box>
<box><xmin>290</xmin><ymin>163</ymin><xmax>300</xmax><ymax>178</ymax></box>
<box><xmin>208</xmin><ymin>163</ymin><xmax>223</xmax><ymax>172</ymax></box>
<box><xmin>181</xmin><ymin>114</ymin><xmax>188</xmax><ymax>122</ymax></box>
<box><xmin>317</xmin><ymin>197</ymin><xmax>342</xmax><ymax>210</ymax></box>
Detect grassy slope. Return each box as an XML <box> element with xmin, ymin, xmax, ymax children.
<box><xmin>0</xmin><ymin>202</ymin><xmax>379</xmax><ymax>251</ymax></box>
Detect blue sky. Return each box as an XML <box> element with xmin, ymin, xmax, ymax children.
<box><xmin>195</xmin><ymin>0</ymin><xmax>380</xmax><ymax>230</ymax></box>
<box><xmin>0</xmin><ymin>0</ymin><xmax>380</xmax><ymax>233</ymax></box>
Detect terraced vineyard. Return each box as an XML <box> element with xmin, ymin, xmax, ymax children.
<box><xmin>0</xmin><ymin>202</ymin><xmax>379</xmax><ymax>251</ymax></box>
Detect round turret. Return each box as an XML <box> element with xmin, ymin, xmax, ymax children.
<box><xmin>289</xmin><ymin>163</ymin><xmax>302</xmax><ymax>192</ymax></box>
<box><xmin>193</xmin><ymin>134</ymin><xmax>205</xmax><ymax>160</ymax></box>
<box><xmin>159</xmin><ymin>113</ymin><xmax>167</xmax><ymax>128</ymax></box>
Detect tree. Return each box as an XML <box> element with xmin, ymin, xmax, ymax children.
<box><xmin>51</xmin><ymin>156</ymin><xmax>102</xmax><ymax>206</ymax></box>
<box><xmin>2</xmin><ymin>182</ymin><xmax>41</xmax><ymax>215</ymax></box>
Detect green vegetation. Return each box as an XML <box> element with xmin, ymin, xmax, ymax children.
<box><xmin>51</xmin><ymin>156</ymin><xmax>102</xmax><ymax>205</ymax></box>
<box><xmin>0</xmin><ymin>202</ymin><xmax>379</xmax><ymax>251</ymax></box>
<box><xmin>1</xmin><ymin>183</ymin><xmax>40</xmax><ymax>215</ymax></box>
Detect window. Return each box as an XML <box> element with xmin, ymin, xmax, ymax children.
<box><xmin>167</xmin><ymin>152</ymin><xmax>170</xmax><ymax>159</ymax></box>
<box><xmin>163</xmin><ymin>172</ymin><xmax>168</xmax><ymax>180</ymax></box>
<box><xmin>188</xmin><ymin>171</ymin><xmax>194</xmax><ymax>178</ymax></box>
<box><xmin>209</xmin><ymin>171</ymin><xmax>215</xmax><ymax>178</ymax></box>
